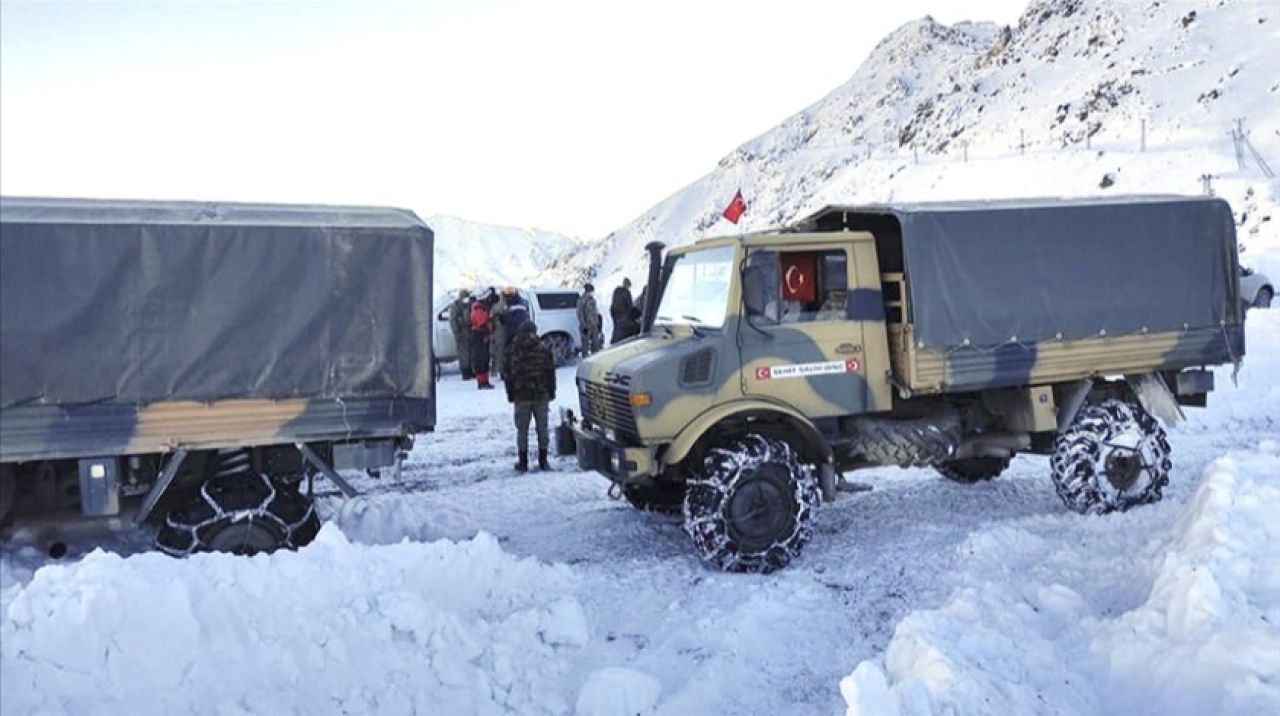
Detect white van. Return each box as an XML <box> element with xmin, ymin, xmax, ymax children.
<box><xmin>434</xmin><ymin>287</ymin><xmax>583</xmax><ymax>370</ymax></box>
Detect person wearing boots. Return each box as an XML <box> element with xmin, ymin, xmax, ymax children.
<box><xmin>503</xmin><ymin>321</ymin><xmax>556</xmax><ymax>472</ymax></box>
<box><xmin>576</xmin><ymin>283</ymin><xmax>602</xmax><ymax>356</ymax></box>
<box><xmin>470</xmin><ymin>290</ymin><xmax>496</xmax><ymax>390</ymax></box>
<box><xmin>448</xmin><ymin>289</ymin><xmax>474</xmax><ymax>380</ymax></box>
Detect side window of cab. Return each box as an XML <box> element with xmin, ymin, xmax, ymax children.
<box><xmin>744</xmin><ymin>249</ymin><xmax>849</xmax><ymax>324</ymax></box>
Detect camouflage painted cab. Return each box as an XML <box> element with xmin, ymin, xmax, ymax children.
<box><xmin>0</xmin><ymin>197</ymin><xmax>435</xmax><ymax>556</ymax></box>
<box><xmin>571</xmin><ymin>196</ymin><xmax>1244</xmax><ymax>573</ymax></box>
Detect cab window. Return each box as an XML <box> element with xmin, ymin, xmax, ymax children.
<box><xmin>745</xmin><ymin>249</ymin><xmax>849</xmax><ymax>324</ymax></box>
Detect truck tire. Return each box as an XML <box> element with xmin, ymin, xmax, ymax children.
<box><xmin>623</xmin><ymin>481</ymin><xmax>686</xmax><ymax>514</ymax></box>
<box><xmin>847</xmin><ymin>413</ymin><xmax>962</xmax><ymax>468</ymax></box>
<box><xmin>1050</xmin><ymin>399</ymin><xmax>1171</xmax><ymax>515</ymax></box>
<box><xmin>936</xmin><ymin>456</ymin><xmax>1011</xmax><ymax>483</ymax></box>
<box><xmin>683</xmin><ymin>434</ymin><xmax>819</xmax><ymax>573</ymax></box>
<box><xmin>156</xmin><ymin>472</ymin><xmax>320</xmax><ymax>557</ymax></box>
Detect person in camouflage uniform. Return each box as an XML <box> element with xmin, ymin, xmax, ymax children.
<box><xmin>576</xmin><ymin>283</ymin><xmax>602</xmax><ymax>356</ymax></box>
<box><xmin>489</xmin><ymin>288</ymin><xmax>508</xmax><ymax>379</ymax></box>
<box><xmin>448</xmin><ymin>289</ymin><xmax>474</xmax><ymax>379</ymax></box>
<box><xmin>503</xmin><ymin>321</ymin><xmax>556</xmax><ymax>472</ymax></box>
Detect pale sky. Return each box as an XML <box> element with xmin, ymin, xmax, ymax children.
<box><xmin>0</xmin><ymin>0</ymin><xmax>1028</xmax><ymax>238</ymax></box>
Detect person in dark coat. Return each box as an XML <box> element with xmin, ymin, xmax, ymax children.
<box><xmin>503</xmin><ymin>321</ymin><xmax>556</xmax><ymax>472</ymax></box>
<box><xmin>470</xmin><ymin>291</ymin><xmax>496</xmax><ymax>390</ymax></box>
<box><xmin>576</xmin><ymin>283</ymin><xmax>603</xmax><ymax>356</ymax></box>
<box><xmin>610</xmin><ymin>278</ymin><xmax>637</xmax><ymax>344</ymax></box>
<box><xmin>500</xmin><ymin>287</ymin><xmax>530</xmax><ymax>347</ymax></box>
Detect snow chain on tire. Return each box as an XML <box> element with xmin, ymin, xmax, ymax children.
<box><xmin>1050</xmin><ymin>399</ymin><xmax>1172</xmax><ymax>515</ymax></box>
<box><xmin>156</xmin><ymin>471</ymin><xmax>321</xmax><ymax>557</ymax></box>
<box><xmin>683</xmin><ymin>434</ymin><xmax>820</xmax><ymax>573</ymax></box>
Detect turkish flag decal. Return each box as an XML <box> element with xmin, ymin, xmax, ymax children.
<box><xmin>781</xmin><ymin>252</ymin><xmax>817</xmax><ymax>302</ymax></box>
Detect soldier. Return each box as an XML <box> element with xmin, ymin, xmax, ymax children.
<box><xmin>470</xmin><ymin>290</ymin><xmax>496</xmax><ymax>390</ymax></box>
<box><xmin>448</xmin><ymin>289</ymin><xmax>474</xmax><ymax>379</ymax></box>
<box><xmin>576</xmin><ymin>283</ymin><xmax>602</xmax><ymax>356</ymax></box>
<box><xmin>489</xmin><ymin>287</ymin><xmax>508</xmax><ymax>380</ymax></box>
<box><xmin>503</xmin><ymin>321</ymin><xmax>556</xmax><ymax>472</ymax></box>
<box><xmin>610</xmin><ymin>278</ymin><xmax>637</xmax><ymax>344</ymax></box>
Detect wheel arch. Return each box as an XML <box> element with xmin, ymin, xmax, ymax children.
<box><xmin>663</xmin><ymin>400</ymin><xmax>833</xmax><ymax>470</ymax></box>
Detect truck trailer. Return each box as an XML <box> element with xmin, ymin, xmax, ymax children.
<box><xmin>0</xmin><ymin>197</ymin><xmax>435</xmax><ymax>556</ymax></box>
<box><xmin>570</xmin><ymin>196</ymin><xmax>1244</xmax><ymax>573</ymax></box>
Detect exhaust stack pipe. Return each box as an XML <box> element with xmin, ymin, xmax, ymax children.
<box><xmin>641</xmin><ymin>241</ymin><xmax>665</xmax><ymax>334</ymax></box>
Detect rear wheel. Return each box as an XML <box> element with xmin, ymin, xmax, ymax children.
<box><xmin>156</xmin><ymin>471</ymin><xmax>320</xmax><ymax>557</ymax></box>
<box><xmin>541</xmin><ymin>332</ymin><xmax>574</xmax><ymax>366</ymax></box>
<box><xmin>683</xmin><ymin>434</ymin><xmax>819</xmax><ymax>573</ymax></box>
<box><xmin>936</xmin><ymin>456</ymin><xmax>1011</xmax><ymax>483</ymax></box>
<box><xmin>1050</xmin><ymin>399</ymin><xmax>1171</xmax><ymax>515</ymax></box>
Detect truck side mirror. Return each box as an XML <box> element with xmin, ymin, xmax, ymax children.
<box><xmin>742</xmin><ymin>265</ymin><xmax>767</xmax><ymax>317</ymax></box>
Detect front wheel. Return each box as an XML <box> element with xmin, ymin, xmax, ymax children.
<box><xmin>156</xmin><ymin>472</ymin><xmax>321</xmax><ymax>557</ymax></box>
<box><xmin>683</xmin><ymin>434</ymin><xmax>819</xmax><ymax>573</ymax></box>
<box><xmin>1050</xmin><ymin>399</ymin><xmax>1171</xmax><ymax>515</ymax></box>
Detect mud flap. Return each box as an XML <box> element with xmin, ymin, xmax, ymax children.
<box><xmin>1126</xmin><ymin>372</ymin><xmax>1185</xmax><ymax>426</ymax></box>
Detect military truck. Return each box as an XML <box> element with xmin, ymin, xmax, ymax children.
<box><xmin>570</xmin><ymin>196</ymin><xmax>1244</xmax><ymax>573</ymax></box>
<box><xmin>0</xmin><ymin>197</ymin><xmax>435</xmax><ymax>556</ymax></box>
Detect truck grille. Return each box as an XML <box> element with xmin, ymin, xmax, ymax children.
<box><xmin>578</xmin><ymin>379</ymin><xmax>639</xmax><ymax>444</ymax></box>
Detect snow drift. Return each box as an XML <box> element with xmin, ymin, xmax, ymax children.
<box><xmin>0</xmin><ymin>529</ymin><xmax>591</xmax><ymax>715</ymax></box>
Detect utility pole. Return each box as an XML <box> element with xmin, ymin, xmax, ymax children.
<box><xmin>1019</xmin><ymin>129</ymin><xmax>1026</xmax><ymax>155</ymax></box>
<box><xmin>1200</xmin><ymin>174</ymin><xmax>1214</xmax><ymax>196</ymax></box>
<box><xmin>1140</xmin><ymin>120</ymin><xmax>1146</xmax><ymax>152</ymax></box>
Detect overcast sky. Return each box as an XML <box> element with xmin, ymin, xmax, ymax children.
<box><xmin>0</xmin><ymin>0</ymin><xmax>1028</xmax><ymax>238</ymax></box>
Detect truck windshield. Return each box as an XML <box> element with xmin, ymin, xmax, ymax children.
<box><xmin>654</xmin><ymin>245</ymin><xmax>735</xmax><ymax>329</ymax></box>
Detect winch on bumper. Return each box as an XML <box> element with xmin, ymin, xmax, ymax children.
<box><xmin>571</xmin><ymin>423</ymin><xmax>659</xmax><ymax>483</ymax></box>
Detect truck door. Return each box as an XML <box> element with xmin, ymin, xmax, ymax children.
<box><xmin>737</xmin><ymin>239</ymin><xmax>880</xmax><ymax>418</ymax></box>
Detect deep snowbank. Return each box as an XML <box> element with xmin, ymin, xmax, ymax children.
<box><xmin>0</xmin><ymin>528</ymin><xmax>590</xmax><ymax>715</ymax></box>
<box><xmin>840</xmin><ymin>312</ymin><xmax>1280</xmax><ymax>716</ymax></box>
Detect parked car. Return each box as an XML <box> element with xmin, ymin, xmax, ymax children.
<box><xmin>434</xmin><ymin>287</ymin><xmax>582</xmax><ymax>369</ymax></box>
<box><xmin>1240</xmin><ymin>266</ymin><xmax>1273</xmax><ymax>310</ymax></box>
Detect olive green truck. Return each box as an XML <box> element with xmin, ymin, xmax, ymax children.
<box><xmin>571</xmin><ymin>196</ymin><xmax>1244</xmax><ymax>573</ymax></box>
<box><xmin>0</xmin><ymin>198</ymin><xmax>436</xmax><ymax>556</ymax></box>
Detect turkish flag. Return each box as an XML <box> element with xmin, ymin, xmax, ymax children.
<box><xmin>722</xmin><ymin>190</ymin><xmax>746</xmax><ymax>224</ymax></box>
<box><xmin>781</xmin><ymin>252</ymin><xmax>817</xmax><ymax>302</ymax></box>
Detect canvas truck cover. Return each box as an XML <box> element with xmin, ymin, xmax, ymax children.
<box><xmin>0</xmin><ymin>197</ymin><xmax>435</xmax><ymax>409</ymax></box>
<box><xmin>799</xmin><ymin>196</ymin><xmax>1243</xmax><ymax>353</ymax></box>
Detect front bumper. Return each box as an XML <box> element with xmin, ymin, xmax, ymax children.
<box><xmin>572</xmin><ymin>424</ymin><xmax>659</xmax><ymax>483</ymax></box>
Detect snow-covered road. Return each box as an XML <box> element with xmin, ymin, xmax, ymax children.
<box><xmin>3</xmin><ymin>315</ymin><xmax>1278</xmax><ymax>715</ymax></box>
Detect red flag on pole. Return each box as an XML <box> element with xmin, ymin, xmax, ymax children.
<box><xmin>722</xmin><ymin>190</ymin><xmax>746</xmax><ymax>224</ymax></box>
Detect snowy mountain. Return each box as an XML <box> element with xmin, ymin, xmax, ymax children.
<box><xmin>426</xmin><ymin>213</ymin><xmax>583</xmax><ymax>292</ymax></box>
<box><xmin>573</xmin><ymin>0</ymin><xmax>1280</xmax><ymax>289</ymax></box>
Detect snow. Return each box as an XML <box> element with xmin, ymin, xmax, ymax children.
<box><xmin>575</xmin><ymin>667</ymin><xmax>663</xmax><ymax>716</ymax></box>
<box><xmin>428</xmin><ymin>213</ymin><xmax>584</xmax><ymax>292</ymax></box>
<box><xmin>839</xmin><ymin>444</ymin><xmax>1280</xmax><ymax>716</ymax></box>
<box><xmin>2</xmin><ymin>528</ymin><xmax>589</xmax><ymax>715</ymax></box>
